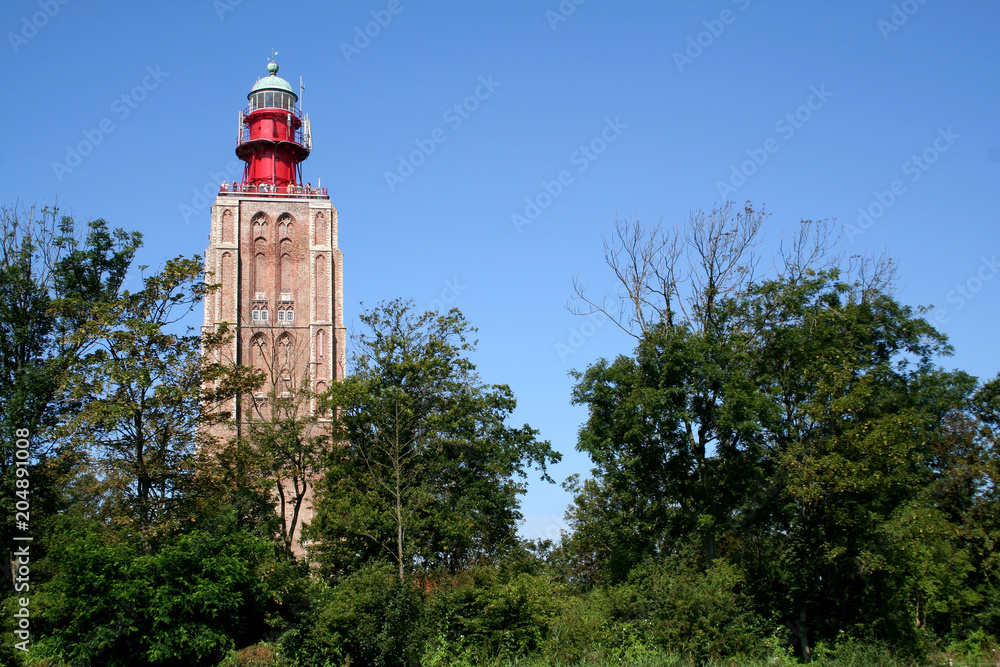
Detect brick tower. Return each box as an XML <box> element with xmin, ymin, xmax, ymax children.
<box><xmin>202</xmin><ymin>61</ymin><xmax>345</xmax><ymax>551</ymax></box>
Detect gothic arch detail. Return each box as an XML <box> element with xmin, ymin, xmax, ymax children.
<box><xmin>314</xmin><ymin>211</ymin><xmax>327</xmax><ymax>246</ymax></box>
<box><xmin>314</xmin><ymin>255</ymin><xmax>329</xmax><ymax>321</ymax></box>
<box><xmin>277</xmin><ymin>212</ymin><xmax>294</xmax><ymax>240</ymax></box>
<box><xmin>221</xmin><ymin>209</ymin><xmax>234</xmax><ymax>243</ymax></box>
<box><xmin>314</xmin><ymin>380</ymin><xmax>329</xmax><ymax>415</ymax></box>
<box><xmin>220</xmin><ymin>252</ymin><xmax>233</xmax><ymax>318</ymax></box>
<box><xmin>251</xmin><ymin>212</ymin><xmax>269</xmax><ymax>240</ymax></box>
<box><xmin>254</xmin><ymin>251</ymin><xmax>267</xmax><ymax>296</ymax></box>
<box><xmin>276</xmin><ymin>332</ymin><xmax>295</xmax><ymax>389</ymax></box>
<box><xmin>315</xmin><ymin>328</ymin><xmax>327</xmax><ymax>379</ymax></box>
<box><xmin>250</xmin><ymin>333</ymin><xmax>269</xmax><ymax>373</ymax></box>
<box><xmin>280</xmin><ymin>254</ymin><xmax>292</xmax><ymax>294</ymax></box>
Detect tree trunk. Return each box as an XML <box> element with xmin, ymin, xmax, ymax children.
<box><xmin>787</xmin><ymin>607</ymin><xmax>810</xmax><ymax>663</ymax></box>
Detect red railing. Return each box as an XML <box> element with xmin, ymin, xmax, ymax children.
<box><xmin>218</xmin><ymin>184</ymin><xmax>329</xmax><ymax>199</ymax></box>
<box><xmin>240</xmin><ymin>104</ymin><xmax>306</xmax><ymax>146</ymax></box>
<box><xmin>244</xmin><ymin>103</ymin><xmax>301</xmax><ymax>119</ymax></box>
<box><xmin>239</xmin><ymin>124</ymin><xmax>306</xmax><ymax>147</ymax></box>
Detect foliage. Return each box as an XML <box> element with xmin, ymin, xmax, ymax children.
<box><xmin>312</xmin><ymin>300</ymin><xmax>559</xmax><ymax>579</ymax></box>
<box><xmin>279</xmin><ymin>562</ymin><xmax>420</xmax><ymax>667</ymax></box>
<box><xmin>418</xmin><ymin>568</ymin><xmax>561</xmax><ymax>665</ymax></box>
<box><xmin>3</xmin><ymin>202</ymin><xmax>1000</xmax><ymax>665</ymax></box>
<box><xmin>217</xmin><ymin>643</ymin><xmax>290</xmax><ymax>667</ymax></box>
<box><xmin>55</xmin><ymin>254</ymin><xmax>245</xmax><ymax>545</ymax></box>
<box><xmin>0</xmin><ymin>205</ymin><xmax>141</xmax><ymax>584</ymax></box>
<box><xmin>627</xmin><ymin>552</ymin><xmax>768</xmax><ymax>661</ymax></box>
<box><xmin>564</xmin><ymin>207</ymin><xmax>998</xmax><ymax>659</ymax></box>
<box><xmin>25</xmin><ymin>516</ymin><xmax>277</xmax><ymax>666</ymax></box>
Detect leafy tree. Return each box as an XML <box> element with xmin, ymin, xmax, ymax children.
<box><xmin>61</xmin><ymin>255</ymin><xmax>234</xmax><ymax>541</ymax></box>
<box><xmin>751</xmin><ymin>275</ymin><xmax>975</xmax><ymax>657</ymax></box>
<box><xmin>566</xmin><ymin>204</ymin><xmax>788</xmax><ymax>578</ymax></box>
<box><xmin>312</xmin><ymin>300</ymin><xmax>559</xmax><ymax>580</ymax></box>
<box><xmin>0</xmin><ymin>204</ymin><xmax>141</xmax><ymax>584</ymax></box>
<box><xmin>565</xmin><ymin>205</ymin><xmax>985</xmax><ymax>658</ymax></box>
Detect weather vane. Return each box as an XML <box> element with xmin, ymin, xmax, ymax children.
<box><xmin>269</xmin><ymin>49</ymin><xmax>279</xmax><ymax>64</ymax></box>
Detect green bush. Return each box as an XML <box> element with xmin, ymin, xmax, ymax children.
<box><xmin>281</xmin><ymin>562</ymin><xmax>420</xmax><ymax>667</ymax></box>
<box><xmin>537</xmin><ymin>584</ymin><xmax>639</xmax><ymax>665</ymax></box>
<box><xmin>626</xmin><ymin>555</ymin><xmax>768</xmax><ymax>662</ymax></box>
<box><xmin>217</xmin><ymin>642</ymin><xmax>289</xmax><ymax>666</ymax></box>
<box><xmin>418</xmin><ymin>568</ymin><xmax>561</xmax><ymax>665</ymax></box>
<box><xmin>22</xmin><ymin>517</ymin><xmax>278</xmax><ymax>666</ymax></box>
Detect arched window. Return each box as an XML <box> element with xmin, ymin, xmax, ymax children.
<box><xmin>221</xmin><ymin>209</ymin><xmax>234</xmax><ymax>243</ymax></box>
<box><xmin>314</xmin><ymin>256</ymin><xmax>328</xmax><ymax>320</ymax></box>
<box><xmin>313</xmin><ymin>211</ymin><xmax>327</xmax><ymax>246</ymax></box>
<box><xmin>278</xmin><ymin>213</ymin><xmax>294</xmax><ymax>240</ymax></box>
<box><xmin>250</xmin><ymin>334</ymin><xmax>268</xmax><ymax>371</ymax></box>
<box><xmin>220</xmin><ymin>252</ymin><xmax>233</xmax><ymax>318</ymax></box>
<box><xmin>314</xmin><ymin>380</ymin><xmax>329</xmax><ymax>415</ymax></box>
<box><xmin>252</xmin><ymin>213</ymin><xmax>269</xmax><ymax>240</ymax></box>
<box><xmin>277</xmin><ymin>332</ymin><xmax>294</xmax><ymax>370</ymax></box>
<box><xmin>280</xmin><ymin>254</ymin><xmax>292</xmax><ymax>295</ymax></box>
<box><xmin>254</xmin><ymin>252</ymin><xmax>267</xmax><ymax>297</ymax></box>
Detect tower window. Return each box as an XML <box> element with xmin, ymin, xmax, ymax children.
<box><xmin>260</xmin><ymin>309</ymin><xmax>269</xmax><ymax>321</ymax></box>
<box><xmin>286</xmin><ymin>310</ymin><xmax>294</xmax><ymax>322</ymax></box>
<box><xmin>277</xmin><ymin>311</ymin><xmax>285</xmax><ymax>321</ymax></box>
<box><xmin>252</xmin><ymin>310</ymin><xmax>260</xmax><ymax>321</ymax></box>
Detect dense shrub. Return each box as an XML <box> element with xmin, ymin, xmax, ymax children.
<box><xmin>22</xmin><ymin>518</ymin><xmax>277</xmax><ymax>666</ymax></box>
<box><xmin>280</xmin><ymin>563</ymin><xmax>420</xmax><ymax>667</ymax></box>
<box><xmin>417</xmin><ymin>568</ymin><xmax>561</xmax><ymax>665</ymax></box>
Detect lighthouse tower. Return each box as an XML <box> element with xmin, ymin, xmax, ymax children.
<box><xmin>202</xmin><ymin>61</ymin><xmax>346</xmax><ymax>548</ymax></box>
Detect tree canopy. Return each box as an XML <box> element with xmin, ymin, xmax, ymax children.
<box><xmin>311</xmin><ymin>300</ymin><xmax>560</xmax><ymax>580</ymax></box>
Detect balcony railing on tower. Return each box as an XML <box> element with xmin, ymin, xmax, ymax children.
<box><xmin>218</xmin><ymin>183</ymin><xmax>329</xmax><ymax>199</ymax></box>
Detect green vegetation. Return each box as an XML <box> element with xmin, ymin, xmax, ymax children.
<box><xmin>2</xmin><ymin>202</ymin><xmax>999</xmax><ymax>666</ymax></box>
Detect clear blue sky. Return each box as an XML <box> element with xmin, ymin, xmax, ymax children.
<box><xmin>3</xmin><ymin>0</ymin><xmax>998</xmax><ymax>541</ymax></box>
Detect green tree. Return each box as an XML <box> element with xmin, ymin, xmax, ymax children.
<box><xmin>566</xmin><ymin>204</ymin><xmax>784</xmax><ymax>579</ymax></box>
<box><xmin>0</xmin><ymin>204</ymin><xmax>141</xmax><ymax>583</ymax></box>
<box><xmin>312</xmin><ymin>300</ymin><xmax>560</xmax><ymax>580</ymax></box>
<box><xmin>750</xmin><ymin>274</ymin><xmax>974</xmax><ymax>656</ymax></box>
<box><xmin>565</xmin><ymin>205</ymin><xmax>982</xmax><ymax>658</ymax></box>
<box><xmin>61</xmin><ymin>255</ymin><xmax>234</xmax><ymax>540</ymax></box>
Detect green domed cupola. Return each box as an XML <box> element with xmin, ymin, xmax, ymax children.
<box><xmin>248</xmin><ymin>61</ymin><xmax>297</xmax><ymax>110</ymax></box>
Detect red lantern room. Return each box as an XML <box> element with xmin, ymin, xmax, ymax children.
<box><xmin>235</xmin><ymin>61</ymin><xmax>312</xmax><ymax>190</ymax></box>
